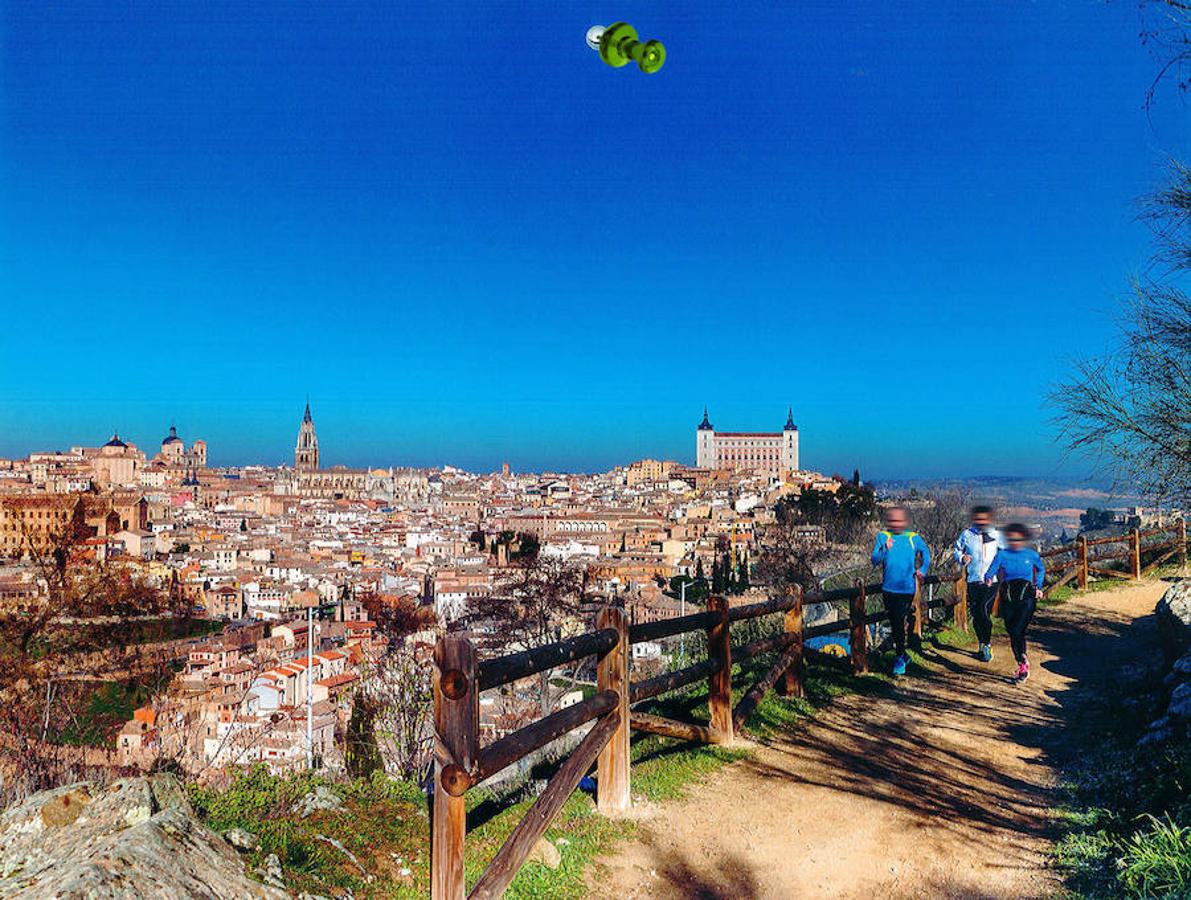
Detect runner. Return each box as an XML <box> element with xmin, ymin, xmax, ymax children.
<box><xmin>953</xmin><ymin>505</ymin><xmax>1003</xmax><ymax>662</ymax></box>
<box><xmin>983</xmin><ymin>523</ymin><xmax>1045</xmax><ymax>683</ymax></box>
<box><xmin>870</xmin><ymin>505</ymin><xmax>931</xmax><ymax>676</ymax></box>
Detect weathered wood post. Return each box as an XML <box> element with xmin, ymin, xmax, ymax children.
<box><xmin>953</xmin><ymin>576</ymin><xmax>968</xmax><ymax>632</ymax></box>
<box><xmin>596</xmin><ymin>605</ymin><xmax>630</xmax><ymax>815</ymax></box>
<box><xmin>911</xmin><ymin>578</ymin><xmax>924</xmax><ymax>639</ymax></box>
<box><xmin>706</xmin><ymin>595</ymin><xmax>733</xmax><ymax>742</ymax></box>
<box><xmin>850</xmin><ymin>579</ymin><xmax>868</xmax><ymax>674</ymax></box>
<box><xmin>431</xmin><ymin>637</ymin><xmax>479</xmax><ymax>900</ymax></box>
<box><xmin>1130</xmin><ymin>528</ymin><xmax>1142</xmax><ymax>580</ymax></box>
<box><xmin>1076</xmin><ymin>535</ymin><xmax>1089</xmax><ymax>590</ymax></box>
<box><xmin>778</xmin><ymin>584</ymin><xmax>805</xmax><ymax>699</ymax></box>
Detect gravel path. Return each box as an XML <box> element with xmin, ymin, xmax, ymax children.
<box><xmin>589</xmin><ymin>580</ymin><xmax>1167</xmax><ymax>899</ymax></box>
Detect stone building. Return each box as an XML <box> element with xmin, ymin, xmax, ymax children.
<box><xmin>695</xmin><ymin>408</ymin><xmax>799</xmax><ymax>477</ymax></box>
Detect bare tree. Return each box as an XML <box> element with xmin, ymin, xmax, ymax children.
<box><xmin>468</xmin><ymin>554</ymin><xmax>587</xmax><ymax>714</ymax></box>
<box><xmin>912</xmin><ymin>489</ymin><xmax>973</xmax><ymax>570</ymax></box>
<box><xmin>1140</xmin><ymin>0</ymin><xmax>1191</xmax><ymax>106</ymax></box>
<box><xmin>1050</xmin><ymin>167</ymin><xmax>1191</xmax><ymax>506</ymax></box>
<box><xmin>0</xmin><ymin>502</ymin><xmax>174</xmax><ymax>804</ymax></box>
<box><xmin>756</xmin><ymin>483</ymin><xmax>879</xmax><ymax>593</ymax></box>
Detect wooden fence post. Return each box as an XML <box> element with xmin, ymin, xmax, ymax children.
<box><xmin>1077</xmin><ymin>535</ymin><xmax>1089</xmax><ymax>590</ymax></box>
<box><xmin>706</xmin><ymin>595</ymin><xmax>733</xmax><ymax>743</ymax></box>
<box><xmin>1130</xmin><ymin>527</ymin><xmax>1142</xmax><ymax>580</ymax></box>
<box><xmin>431</xmin><ymin>637</ymin><xmax>478</xmax><ymax>900</ymax></box>
<box><xmin>850</xmin><ymin>579</ymin><xmax>868</xmax><ymax>674</ymax></box>
<box><xmin>911</xmin><ymin>578</ymin><xmax>924</xmax><ymax>640</ymax></box>
<box><xmin>596</xmin><ymin>606</ymin><xmax>630</xmax><ymax>815</ymax></box>
<box><xmin>953</xmin><ymin>577</ymin><xmax>968</xmax><ymax>633</ymax></box>
<box><xmin>777</xmin><ymin>584</ymin><xmax>805</xmax><ymax>699</ymax></box>
<box><xmin>1182</xmin><ymin>519</ymin><xmax>1188</xmax><ymax>574</ymax></box>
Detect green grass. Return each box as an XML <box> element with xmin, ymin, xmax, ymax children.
<box><xmin>184</xmin><ymin>647</ymin><xmax>885</xmax><ymax>898</ymax></box>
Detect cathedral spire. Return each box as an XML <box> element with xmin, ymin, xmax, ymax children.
<box><xmin>303</xmin><ymin>397</ymin><xmax>312</xmax><ymax>423</ymax></box>
<box><xmin>698</xmin><ymin>407</ymin><xmax>713</xmax><ymax>431</ymax></box>
<box><xmin>784</xmin><ymin>407</ymin><xmax>796</xmax><ymax>430</ymax></box>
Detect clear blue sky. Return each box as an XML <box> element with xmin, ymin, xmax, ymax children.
<box><xmin>2</xmin><ymin>1</ymin><xmax>1188</xmax><ymax>477</ymax></box>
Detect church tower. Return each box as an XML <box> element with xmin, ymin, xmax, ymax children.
<box><xmin>695</xmin><ymin>407</ymin><xmax>715</xmax><ymax>468</ymax></box>
<box><xmin>781</xmin><ymin>407</ymin><xmax>800</xmax><ymax>473</ymax></box>
<box><xmin>295</xmin><ymin>401</ymin><xmax>320</xmax><ymax>471</ymax></box>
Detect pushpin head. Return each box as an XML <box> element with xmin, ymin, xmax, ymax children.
<box><xmin>589</xmin><ymin>21</ymin><xmax>666</xmax><ymax>74</ymax></box>
<box><xmin>634</xmin><ymin>39</ymin><xmax>665</xmax><ymax>74</ymax></box>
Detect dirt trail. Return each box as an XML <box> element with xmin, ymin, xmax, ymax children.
<box><xmin>589</xmin><ymin>580</ymin><xmax>1168</xmax><ymax>899</ymax></box>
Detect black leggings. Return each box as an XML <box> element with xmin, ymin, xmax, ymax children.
<box><xmin>883</xmin><ymin>591</ymin><xmax>916</xmax><ymax>656</ymax></box>
<box><xmin>1000</xmin><ymin>579</ymin><xmax>1037</xmax><ymax>663</ymax></box>
<box><xmin>968</xmin><ymin>581</ymin><xmax>997</xmax><ymax>645</ymax></box>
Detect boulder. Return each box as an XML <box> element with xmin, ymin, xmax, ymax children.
<box><xmin>527</xmin><ymin>837</ymin><xmax>562</xmax><ymax>870</ymax></box>
<box><xmin>0</xmin><ymin>776</ymin><xmax>284</xmax><ymax>898</ymax></box>
<box><xmin>225</xmin><ymin>826</ymin><xmax>260</xmax><ymax>851</ymax></box>
<box><xmin>1169</xmin><ymin>681</ymin><xmax>1191</xmax><ymax>721</ymax></box>
<box><xmin>1156</xmin><ymin>580</ymin><xmax>1191</xmax><ymax>662</ymax></box>
<box><xmin>296</xmin><ymin>784</ymin><xmax>343</xmax><ymax>818</ymax></box>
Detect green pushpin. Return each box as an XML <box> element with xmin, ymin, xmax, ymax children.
<box><xmin>586</xmin><ymin>22</ymin><xmax>665</xmax><ymax>74</ymax></box>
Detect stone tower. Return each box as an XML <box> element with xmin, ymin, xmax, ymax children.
<box><xmin>781</xmin><ymin>407</ymin><xmax>799</xmax><ymax>473</ymax></box>
<box><xmin>695</xmin><ymin>407</ymin><xmax>715</xmax><ymax>468</ymax></box>
<box><xmin>295</xmin><ymin>400</ymin><xmax>320</xmax><ymax>471</ymax></box>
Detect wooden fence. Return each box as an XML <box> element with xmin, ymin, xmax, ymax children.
<box><xmin>1036</xmin><ymin>521</ymin><xmax>1188</xmax><ymax>594</ymax></box>
<box><xmin>430</xmin><ymin>522</ymin><xmax>1188</xmax><ymax>898</ymax></box>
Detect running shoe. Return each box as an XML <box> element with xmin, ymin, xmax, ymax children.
<box><xmin>892</xmin><ymin>653</ymin><xmax>908</xmax><ymax>677</ymax></box>
<box><xmin>1013</xmin><ymin>659</ymin><xmax>1030</xmax><ymax>683</ymax></box>
<box><xmin>977</xmin><ymin>643</ymin><xmax>993</xmax><ymax>663</ymax></box>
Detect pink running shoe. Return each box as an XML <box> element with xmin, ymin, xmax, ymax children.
<box><xmin>1014</xmin><ymin>659</ymin><xmax>1030</xmax><ymax>683</ymax></box>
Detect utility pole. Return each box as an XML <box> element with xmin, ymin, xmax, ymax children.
<box><xmin>679</xmin><ymin>580</ymin><xmax>694</xmax><ymax>661</ymax></box>
<box><xmin>306</xmin><ymin>601</ymin><xmax>314</xmax><ymax>769</ymax></box>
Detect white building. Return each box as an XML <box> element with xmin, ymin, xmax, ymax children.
<box><xmin>695</xmin><ymin>408</ymin><xmax>799</xmax><ymax>476</ymax></box>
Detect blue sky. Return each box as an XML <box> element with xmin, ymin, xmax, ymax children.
<box><xmin>1</xmin><ymin>1</ymin><xmax>1188</xmax><ymax>477</ymax></box>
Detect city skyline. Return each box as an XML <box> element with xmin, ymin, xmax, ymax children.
<box><xmin>4</xmin><ymin>2</ymin><xmax>1190</xmax><ymax>479</ymax></box>
<box><xmin>0</xmin><ymin>398</ymin><xmax>1117</xmax><ymax>485</ymax></box>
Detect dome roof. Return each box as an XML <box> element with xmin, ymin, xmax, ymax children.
<box><xmin>162</xmin><ymin>424</ymin><xmax>182</xmax><ymax>445</ymax></box>
<box><xmin>103</xmin><ymin>432</ymin><xmax>127</xmax><ymax>449</ymax></box>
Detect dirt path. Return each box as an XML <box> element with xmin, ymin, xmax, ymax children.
<box><xmin>589</xmin><ymin>580</ymin><xmax>1168</xmax><ymax>899</ymax></box>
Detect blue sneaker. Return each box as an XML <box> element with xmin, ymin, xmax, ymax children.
<box><xmin>892</xmin><ymin>653</ymin><xmax>908</xmax><ymax>677</ymax></box>
<box><xmin>978</xmin><ymin>643</ymin><xmax>993</xmax><ymax>663</ymax></box>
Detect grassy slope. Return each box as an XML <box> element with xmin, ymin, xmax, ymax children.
<box><xmin>189</xmin><ymin>572</ymin><xmax>1180</xmax><ymax>898</ymax></box>
<box><xmin>187</xmin><ymin>654</ymin><xmax>890</xmax><ymax>898</ymax></box>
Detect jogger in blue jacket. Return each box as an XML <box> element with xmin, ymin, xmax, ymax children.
<box><xmin>983</xmin><ymin>523</ymin><xmax>1045</xmax><ymax>684</ymax></box>
<box><xmin>870</xmin><ymin>505</ymin><xmax>931</xmax><ymax>676</ymax></box>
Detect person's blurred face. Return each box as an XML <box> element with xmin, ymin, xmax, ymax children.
<box><xmin>1007</xmin><ymin>532</ymin><xmax>1027</xmax><ymax>547</ymax></box>
<box><xmin>886</xmin><ymin>509</ymin><xmax>909</xmax><ymax>532</ymax></box>
<box><xmin>972</xmin><ymin>511</ymin><xmax>991</xmax><ymax>530</ymax></box>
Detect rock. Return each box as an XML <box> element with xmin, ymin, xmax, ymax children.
<box><xmin>1167</xmin><ymin>650</ymin><xmax>1191</xmax><ymax>687</ymax></box>
<box><xmin>527</xmin><ymin>837</ymin><xmax>562</xmax><ymax>870</ymax></box>
<box><xmin>1169</xmin><ymin>681</ymin><xmax>1191</xmax><ymax>720</ymax></box>
<box><xmin>225</xmin><ymin>826</ymin><xmax>260</xmax><ymax>851</ymax></box>
<box><xmin>1140</xmin><ymin>715</ymin><xmax>1176</xmax><ymax>746</ymax></box>
<box><xmin>0</xmin><ymin>776</ymin><xmax>285</xmax><ymax>898</ymax></box>
<box><xmin>266</xmin><ymin>852</ymin><xmax>284</xmax><ymax>879</ymax></box>
<box><xmin>38</xmin><ymin>786</ymin><xmax>92</xmax><ymax>828</ymax></box>
<box><xmin>1156</xmin><ymin>580</ymin><xmax>1191</xmax><ymax>661</ymax></box>
<box><xmin>296</xmin><ymin>784</ymin><xmax>343</xmax><ymax>818</ymax></box>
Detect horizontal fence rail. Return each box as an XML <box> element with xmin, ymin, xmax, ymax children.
<box><xmin>431</xmin><ymin>521</ymin><xmax>1188</xmax><ymax>899</ymax></box>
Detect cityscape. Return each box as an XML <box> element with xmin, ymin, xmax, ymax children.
<box><xmin>3</xmin><ymin>0</ymin><xmax>1189</xmax><ymax>897</ymax></box>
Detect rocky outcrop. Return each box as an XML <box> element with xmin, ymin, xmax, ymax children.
<box><xmin>1142</xmin><ymin>580</ymin><xmax>1191</xmax><ymax>744</ymax></box>
<box><xmin>1156</xmin><ymin>579</ymin><xmax>1191</xmax><ymax>662</ymax></box>
<box><xmin>0</xmin><ymin>775</ymin><xmax>284</xmax><ymax>898</ymax></box>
